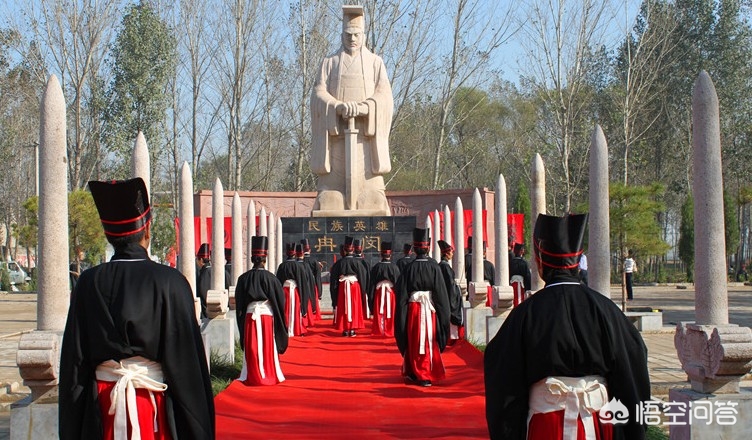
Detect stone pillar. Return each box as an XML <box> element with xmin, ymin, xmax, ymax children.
<box><xmin>131</xmin><ymin>132</ymin><xmax>150</xmax><ymax>197</ymax></box>
<box><xmin>277</xmin><ymin>216</ymin><xmax>284</xmax><ymax>272</ymax></box>
<box><xmin>268</xmin><ymin>212</ymin><xmax>276</xmax><ymax>273</ymax></box>
<box><xmin>588</xmin><ymin>125</ymin><xmax>611</xmax><ymax>298</ymax></box>
<box><xmin>454</xmin><ymin>197</ymin><xmax>466</xmax><ymax>287</ymax></box>
<box><xmin>469</xmin><ymin>189</ymin><xmax>488</xmax><ymax>306</ymax></box>
<box><xmin>425</xmin><ymin>215</ymin><xmax>433</xmax><ymax>259</ymax></box>
<box><xmin>493</xmin><ymin>174</ymin><xmax>513</xmax><ymax>311</ymax></box>
<box><xmin>207</xmin><ymin>178</ymin><xmax>228</xmax><ymax>319</ymax></box>
<box><xmin>17</xmin><ymin>75</ymin><xmax>69</xmax><ymax>402</ymax></box>
<box><xmin>178</xmin><ymin>162</ymin><xmax>200</xmax><ymax>322</ymax></box>
<box><xmin>259</xmin><ymin>207</ymin><xmax>268</xmax><ymax>236</ymax></box>
<box><xmin>231</xmin><ymin>193</ymin><xmax>243</xmax><ymax>286</ymax></box>
<box><xmin>672</xmin><ymin>72</ymin><xmax>752</xmax><ymax>440</ymax></box>
<box><xmin>433</xmin><ymin>210</ymin><xmax>441</xmax><ymax>260</ymax></box>
<box><xmin>530</xmin><ymin>154</ymin><xmax>546</xmax><ymax>291</ymax></box>
<box><xmin>246</xmin><ymin>200</ymin><xmax>256</xmax><ymax>272</ymax></box>
<box><xmin>443</xmin><ymin>205</ymin><xmax>452</xmax><ymax>249</ymax></box>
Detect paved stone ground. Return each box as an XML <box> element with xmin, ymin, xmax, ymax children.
<box><xmin>1</xmin><ymin>284</ymin><xmax>751</xmax><ymax>438</ymax></box>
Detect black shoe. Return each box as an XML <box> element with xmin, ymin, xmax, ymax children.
<box><xmin>418</xmin><ymin>380</ymin><xmax>432</xmax><ymax>387</ymax></box>
<box><xmin>404</xmin><ymin>373</ymin><xmax>417</xmax><ymax>383</ymax></box>
<box><xmin>349</xmin><ymin>330</ymin><xmax>356</xmax><ymax>337</ymax></box>
<box><xmin>342</xmin><ymin>331</ymin><xmax>349</xmax><ymax>337</ymax></box>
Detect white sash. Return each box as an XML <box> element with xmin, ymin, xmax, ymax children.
<box><xmin>95</xmin><ymin>356</ymin><xmax>168</xmax><ymax>440</ymax></box>
<box><xmin>283</xmin><ymin>279</ymin><xmax>297</xmax><ymax>336</ymax></box>
<box><xmin>376</xmin><ymin>280</ymin><xmax>394</xmax><ymax>318</ymax></box>
<box><xmin>245</xmin><ymin>301</ymin><xmax>285</xmax><ymax>382</ymax></box>
<box><xmin>409</xmin><ymin>291</ymin><xmax>435</xmax><ymax>366</ymax></box>
<box><xmin>528</xmin><ymin>375</ymin><xmax>608</xmax><ymax>440</ymax></box>
<box><xmin>340</xmin><ymin>275</ymin><xmax>358</xmax><ymax>322</ymax></box>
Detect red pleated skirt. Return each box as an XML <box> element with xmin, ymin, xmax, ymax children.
<box><xmin>372</xmin><ymin>286</ymin><xmax>396</xmax><ymax>337</ymax></box>
<box><xmin>334</xmin><ymin>282</ymin><xmax>365</xmax><ymax>331</ymax></box>
<box><xmin>283</xmin><ymin>285</ymin><xmax>307</xmax><ymax>336</ymax></box>
<box><xmin>96</xmin><ymin>380</ymin><xmax>171</xmax><ymax>440</ymax></box>
<box><xmin>241</xmin><ymin>314</ymin><xmax>284</xmax><ymax>386</ymax></box>
<box><xmin>527</xmin><ymin>409</ymin><xmax>613</xmax><ymax>440</ymax></box>
<box><xmin>403</xmin><ymin>302</ymin><xmax>445</xmax><ymax>382</ymax></box>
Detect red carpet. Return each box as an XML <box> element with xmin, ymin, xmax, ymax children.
<box><xmin>215</xmin><ymin>319</ymin><xmax>488</xmax><ymax>439</ymax></box>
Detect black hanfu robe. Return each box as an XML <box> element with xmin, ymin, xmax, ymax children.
<box><xmin>276</xmin><ymin>258</ymin><xmax>311</xmax><ymax>317</ymax></box>
<box><xmin>394</xmin><ymin>256</ymin><xmax>450</xmax><ymax>356</ymax></box>
<box><xmin>368</xmin><ymin>260</ymin><xmax>400</xmax><ymax>312</ymax></box>
<box><xmin>330</xmin><ymin>255</ymin><xmax>369</xmax><ymax>313</ymax></box>
<box><xmin>484</xmin><ymin>275</ymin><xmax>650</xmax><ymax>440</ymax></box>
<box><xmin>439</xmin><ymin>258</ymin><xmax>463</xmax><ymax>326</ymax></box>
<box><xmin>303</xmin><ymin>255</ymin><xmax>323</xmax><ymax>302</ymax></box>
<box><xmin>235</xmin><ymin>267</ymin><xmax>288</xmax><ymax>354</ymax></box>
<box><xmin>60</xmin><ymin>243</ymin><xmax>214</xmax><ymax>440</ymax></box>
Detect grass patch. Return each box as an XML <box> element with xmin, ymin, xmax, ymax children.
<box><xmin>646</xmin><ymin>425</ymin><xmax>668</xmax><ymax>439</ymax></box>
<box><xmin>209</xmin><ymin>343</ymin><xmax>244</xmax><ymax>396</ymax></box>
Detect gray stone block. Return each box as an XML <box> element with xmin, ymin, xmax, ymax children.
<box><xmin>669</xmin><ymin>387</ymin><xmax>752</xmax><ymax>439</ymax></box>
<box><xmin>201</xmin><ymin>318</ymin><xmax>235</xmax><ymax>365</ymax></box>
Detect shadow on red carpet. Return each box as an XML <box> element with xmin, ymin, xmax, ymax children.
<box><xmin>215</xmin><ymin>319</ymin><xmax>488</xmax><ymax>439</ymax></box>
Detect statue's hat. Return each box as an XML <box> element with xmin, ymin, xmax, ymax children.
<box><xmin>88</xmin><ymin>178</ymin><xmax>151</xmax><ymax>239</ymax></box>
<box><xmin>343</xmin><ymin>5</ymin><xmax>364</xmax><ymax>31</ymax></box>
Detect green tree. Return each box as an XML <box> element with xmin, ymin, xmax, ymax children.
<box><xmin>68</xmin><ymin>190</ymin><xmax>106</xmax><ymax>267</ymax></box>
<box><xmin>103</xmin><ymin>2</ymin><xmax>176</xmax><ymax>178</ymax></box>
<box><xmin>14</xmin><ymin>196</ymin><xmax>39</xmax><ymax>269</ymax></box>
<box><xmin>610</xmin><ymin>182</ymin><xmax>670</xmax><ymax>281</ymax></box>
<box><xmin>678</xmin><ymin>195</ymin><xmax>694</xmax><ymax>282</ymax></box>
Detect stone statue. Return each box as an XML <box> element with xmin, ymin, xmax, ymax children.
<box><xmin>310</xmin><ymin>5</ymin><xmax>393</xmax><ymax>216</ymax></box>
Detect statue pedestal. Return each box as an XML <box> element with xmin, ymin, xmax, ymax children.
<box><xmin>312</xmin><ymin>209</ymin><xmax>390</xmax><ymax>217</ymax></box>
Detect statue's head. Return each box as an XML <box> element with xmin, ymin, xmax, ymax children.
<box><xmin>341</xmin><ymin>5</ymin><xmax>365</xmax><ymax>55</ymax></box>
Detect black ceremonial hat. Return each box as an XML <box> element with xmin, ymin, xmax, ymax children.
<box><xmin>380</xmin><ymin>241</ymin><xmax>392</xmax><ymax>254</ymax></box>
<box><xmin>438</xmin><ymin>240</ymin><xmax>454</xmax><ymax>255</ymax></box>
<box><xmin>286</xmin><ymin>242</ymin><xmax>296</xmax><ymax>256</ymax></box>
<box><xmin>300</xmin><ymin>238</ymin><xmax>311</xmax><ymax>251</ymax></box>
<box><xmin>251</xmin><ymin>236</ymin><xmax>268</xmax><ymax>256</ymax></box>
<box><xmin>353</xmin><ymin>239</ymin><xmax>363</xmax><ymax>251</ymax></box>
<box><xmin>403</xmin><ymin>243</ymin><xmax>412</xmax><ymax>253</ymax></box>
<box><xmin>295</xmin><ymin>243</ymin><xmax>304</xmax><ymax>256</ymax></box>
<box><xmin>88</xmin><ymin>178</ymin><xmax>151</xmax><ymax>239</ymax></box>
<box><xmin>413</xmin><ymin>228</ymin><xmax>430</xmax><ymax>250</ymax></box>
<box><xmin>225</xmin><ymin>248</ymin><xmax>232</xmax><ymax>261</ymax></box>
<box><xmin>197</xmin><ymin>243</ymin><xmax>210</xmax><ymax>259</ymax></box>
<box><xmin>344</xmin><ymin>236</ymin><xmax>354</xmax><ymax>251</ymax></box>
<box><xmin>533</xmin><ymin>213</ymin><xmax>588</xmax><ymax>270</ymax></box>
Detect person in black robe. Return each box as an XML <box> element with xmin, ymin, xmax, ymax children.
<box><xmin>353</xmin><ymin>239</ymin><xmax>371</xmax><ymax>312</ymax></box>
<box><xmin>235</xmin><ymin>236</ymin><xmax>288</xmax><ymax>385</ymax></box>
<box><xmin>438</xmin><ymin>240</ymin><xmax>463</xmax><ymax>343</ymax></box>
<box><xmin>465</xmin><ymin>239</ymin><xmax>496</xmax><ymax>307</ymax></box>
<box><xmin>509</xmin><ymin>243</ymin><xmax>532</xmax><ymax>307</ymax></box>
<box><xmin>484</xmin><ymin>213</ymin><xmax>650</xmax><ymax>440</ymax></box>
<box><xmin>295</xmin><ymin>244</ymin><xmax>318</xmax><ymax>327</ymax></box>
<box><xmin>395</xmin><ymin>243</ymin><xmax>414</xmax><ymax>272</ymax></box>
<box><xmin>332</xmin><ymin>236</ymin><xmax>369</xmax><ymax>336</ymax></box>
<box><xmin>369</xmin><ymin>242</ymin><xmax>400</xmax><ymax>336</ymax></box>
<box><xmin>276</xmin><ymin>243</ymin><xmax>309</xmax><ymax>336</ymax></box>
<box><xmin>394</xmin><ymin>228</ymin><xmax>450</xmax><ymax>386</ymax></box>
<box><xmin>197</xmin><ymin>242</ymin><xmax>230</xmax><ymax>318</ymax></box>
<box><xmin>60</xmin><ymin>178</ymin><xmax>214</xmax><ymax>439</ymax></box>
<box><xmin>301</xmin><ymin>238</ymin><xmax>323</xmax><ymax>317</ymax></box>
<box><xmin>329</xmin><ymin>245</ymin><xmax>346</xmax><ymax>320</ymax></box>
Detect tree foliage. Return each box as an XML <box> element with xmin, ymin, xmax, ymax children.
<box><xmin>68</xmin><ymin>190</ymin><xmax>106</xmax><ymax>266</ymax></box>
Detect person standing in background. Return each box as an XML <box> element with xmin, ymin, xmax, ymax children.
<box><xmin>624</xmin><ymin>250</ymin><xmax>637</xmax><ymax>300</ymax></box>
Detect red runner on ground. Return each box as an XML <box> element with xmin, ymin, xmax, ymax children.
<box><xmin>215</xmin><ymin>319</ymin><xmax>488</xmax><ymax>439</ymax></box>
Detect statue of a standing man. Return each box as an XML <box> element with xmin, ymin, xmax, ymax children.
<box><xmin>311</xmin><ymin>5</ymin><xmax>393</xmax><ymax>216</ymax></box>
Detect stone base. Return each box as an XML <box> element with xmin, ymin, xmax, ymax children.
<box><xmin>11</xmin><ymin>390</ymin><xmax>58</xmax><ymax>440</ymax></box>
<box><xmin>494</xmin><ymin>285</ymin><xmax>514</xmax><ymax>311</ymax></box>
<box><xmin>311</xmin><ymin>209</ymin><xmax>391</xmax><ymax>217</ymax></box>
<box><xmin>669</xmin><ymin>387</ymin><xmax>752</xmax><ymax>439</ymax></box>
<box><xmin>486</xmin><ymin>314</ymin><xmax>507</xmax><ymax>342</ymax></box>
<box><xmin>625</xmin><ymin>311</ymin><xmax>663</xmax><ymax>331</ymax></box>
<box><xmin>468</xmin><ymin>281</ymin><xmax>490</xmax><ymax>307</ymax></box>
<box><xmin>463</xmin><ymin>305</ymin><xmax>492</xmax><ymax>345</ymax></box>
<box><xmin>201</xmin><ymin>317</ymin><xmax>235</xmax><ymax>365</ymax></box>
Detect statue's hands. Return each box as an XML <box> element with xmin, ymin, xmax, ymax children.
<box><xmin>336</xmin><ymin>101</ymin><xmax>367</xmax><ymax>119</ymax></box>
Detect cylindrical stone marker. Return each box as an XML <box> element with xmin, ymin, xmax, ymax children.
<box><xmin>277</xmin><ymin>216</ymin><xmax>283</xmax><ymax>269</ymax></box>
<box><xmin>246</xmin><ymin>200</ymin><xmax>256</xmax><ymax>271</ymax></box>
<box><xmin>530</xmin><ymin>154</ymin><xmax>546</xmax><ymax>291</ymax></box>
<box><xmin>443</xmin><ymin>204</ymin><xmax>452</xmax><ymax>249</ymax></box>
<box><xmin>589</xmin><ymin>125</ymin><xmax>611</xmax><ymax>297</ymax></box>
<box><xmin>692</xmin><ymin>71</ymin><xmax>728</xmax><ymax>325</ymax></box>
<box><xmin>433</xmin><ymin>210</ymin><xmax>441</xmax><ymax>259</ymax></box>
<box><xmin>472</xmin><ymin>189</ymin><xmax>483</xmax><ymax>283</ymax></box>
<box><xmin>131</xmin><ymin>131</ymin><xmax>150</xmax><ymax>195</ymax></box>
<box><xmin>259</xmin><ymin>207</ymin><xmax>268</xmax><ymax>236</ymax></box>
<box><xmin>495</xmin><ymin>174</ymin><xmax>509</xmax><ymax>288</ymax></box>
<box><xmin>231</xmin><ymin>193</ymin><xmax>243</xmax><ymax>286</ymax></box>
<box><xmin>426</xmin><ymin>215</ymin><xmax>433</xmax><ymax>259</ymax></box>
<box><xmin>268</xmin><ymin>212</ymin><xmax>276</xmax><ymax>273</ymax></box>
<box><xmin>37</xmin><ymin>75</ymin><xmax>70</xmax><ymax>332</ymax></box>
<box><xmin>454</xmin><ymin>197</ymin><xmax>465</xmax><ymax>281</ymax></box>
<box><xmin>179</xmin><ymin>162</ymin><xmax>196</xmax><ymax>295</ymax></box>
<box><xmin>211</xmin><ymin>178</ymin><xmax>225</xmax><ymax>291</ymax></box>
